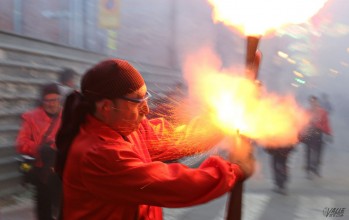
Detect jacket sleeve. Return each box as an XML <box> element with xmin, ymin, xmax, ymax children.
<box><xmin>81</xmin><ymin>144</ymin><xmax>244</xmax><ymax>208</ymax></box>
<box><xmin>143</xmin><ymin>117</ymin><xmax>224</xmax><ymax>161</ymax></box>
<box><xmin>16</xmin><ymin>114</ymin><xmax>38</xmax><ymax>156</ymax></box>
<box><xmin>320</xmin><ymin>110</ymin><xmax>331</xmax><ymax>135</ymax></box>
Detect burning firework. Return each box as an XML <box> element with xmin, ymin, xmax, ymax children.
<box><xmin>183</xmin><ymin>48</ymin><xmax>309</xmax><ymax>147</ymax></box>
<box><xmin>207</xmin><ymin>0</ymin><xmax>329</xmax><ymax>36</ymax></box>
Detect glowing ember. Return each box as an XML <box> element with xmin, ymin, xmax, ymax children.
<box><xmin>207</xmin><ymin>0</ymin><xmax>329</xmax><ymax>35</ymax></box>
<box><xmin>184</xmin><ymin>48</ymin><xmax>310</xmax><ymax>147</ymax></box>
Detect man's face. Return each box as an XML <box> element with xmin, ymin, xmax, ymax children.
<box><xmin>108</xmin><ymin>85</ymin><xmax>150</xmax><ymax>136</ymax></box>
<box><xmin>42</xmin><ymin>94</ymin><xmax>61</xmax><ymax>115</ymax></box>
<box><xmin>309</xmin><ymin>98</ymin><xmax>319</xmax><ymax>109</ymax></box>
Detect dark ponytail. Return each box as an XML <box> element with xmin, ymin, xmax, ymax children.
<box><xmin>55</xmin><ymin>91</ymin><xmax>92</xmax><ymax>178</ymax></box>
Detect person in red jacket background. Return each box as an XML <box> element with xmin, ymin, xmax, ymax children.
<box><xmin>302</xmin><ymin>95</ymin><xmax>332</xmax><ymax>179</ymax></box>
<box><xmin>16</xmin><ymin>83</ymin><xmax>62</xmax><ymax>220</ymax></box>
<box><xmin>55</xmin><ymin>58</ymin><xmax>257</xmax><ymax>220</ymax></box>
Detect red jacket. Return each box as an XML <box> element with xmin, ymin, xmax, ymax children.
<box><xmin>309</xmin><ymin>107</ymin><xmax>331</xmax><ymax>135</ymax></box>
<box><xmin>63</xmin><ymin>115</ymin><xmax>244</xmax><ymax>220</ymax></box>
<box><xmin>16</xmin><ymin>107</ymin><xmax>61</xmax><ymax>166</ymax></box>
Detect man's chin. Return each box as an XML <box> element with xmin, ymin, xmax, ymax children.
<box><xmin>124</xmin><ymin>122</ymin><xmax>141</xmax><ymax>135</ymax></box>
<box><xmin>134</xmin><ymin>121</ymin><xmax>142</xmax><ymax>130</ymax></box>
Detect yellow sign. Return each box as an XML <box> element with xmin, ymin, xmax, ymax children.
<box><xmin>98</xmin><ymin>0</ymin><xmax>120</xmax><ymax>29</ymax></box>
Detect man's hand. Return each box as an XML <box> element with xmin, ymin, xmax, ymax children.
<box><xmin>228</xmin><ymin>135</ymin><xmax>255</xmax><ymax>179</ymax></box>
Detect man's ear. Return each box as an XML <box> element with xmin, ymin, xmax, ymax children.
<box><xmin>95</xmin><ymin>99</ymin><xmax>113</xmax><ymax>113</ymax></box>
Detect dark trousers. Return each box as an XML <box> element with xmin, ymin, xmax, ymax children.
<box><xmin>268</xmin><ymin>148</ymin><xmax>292</xmax><ymax>189</ymax></box>
<box><xmin>34</xmin><ymin>168</ymin><xmax>62</xmax><ymax>220</ymax></box>
<box><xmin>304</xmin><ymin>129</ymin><xmax>323</xmax><ymax>175</ymax></box>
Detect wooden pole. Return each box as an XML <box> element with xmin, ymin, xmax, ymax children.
<box><xmin>226</xmin><ymin>36</ymin><xmax>261</xmax><ymax>220</ymax></box>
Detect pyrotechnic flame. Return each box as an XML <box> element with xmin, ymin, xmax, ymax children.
<box><xmin>184</xmin><ymin>48</ymin><xmax>309</xmax><ymax>147</ymax></box>
<box><xmin>207</xmin><ymin>0</ymin><xmax>329</xmax><ymax>35</ymax></box>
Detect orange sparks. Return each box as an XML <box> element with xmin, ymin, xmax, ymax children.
<box><xmin>207</xmin><ymin>0</ymin><xmax>329</xmax><ymax>35</ymax></box>
<box><xmin>184</xmin><ymin>48</ymin><xmax>310</xmax><ymax>147</ymax></box>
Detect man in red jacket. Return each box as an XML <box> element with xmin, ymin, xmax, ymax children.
<box><xmin>16</xmin><ymin>83</ymin><xmax>62</xmax><ymax>220</ymax></box>
<box><xmin>55</xmin><ymin>59</ymin><xmax>257</xmax><ymax>220</ymax></box>
<box><xmin>303</xmin><ymin>95</ymin><xmax>332</xmax><ymax>179</ymax></box>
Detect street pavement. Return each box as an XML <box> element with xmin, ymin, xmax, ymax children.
<box><xmin>1</xmin><ymin>139</ymin><xmax>348</xmax><ymax>220</ymax></box>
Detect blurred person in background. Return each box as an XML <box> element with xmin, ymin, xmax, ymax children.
<box><xmin>57</xmin><ymin>68</ymin><xmax>77</xmax><ymax>98</ymax></box>
<box><xmin>301</xmin><ymin>95</ymin><xmax>332</xmax><ymax>179</ymax></box>
<box><xmin>55</xmin><ymin>58</ymin><xmax>258</xmax><ymax>220</ymax></box>
<box><xmin>265</xmin><ymin>145</ymin><xmax>294</xmax><ymax>195</ymax></box>
<box><xmin>16</xmin><ymin>83</ymin><xmax>62</xmax><ymax>220</ymax></box>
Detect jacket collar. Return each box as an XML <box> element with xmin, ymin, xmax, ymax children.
<box><xmin>83</xmin><ymin>114</ymin><xmax>124</xmax><ymax>143</ymax></box>
<box><xmin>37</xmin><ymin>107</ymin><xmax>62</xmax><ymax>121</ymax></box>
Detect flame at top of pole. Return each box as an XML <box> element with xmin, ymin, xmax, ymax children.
<box><xmin>207</xmin><ymin>0</ymin><xmax>329</xmax><ymax>35</ymax></box>
<box><xmin>183</xmin><ymin>48</ymin><xmax>310</xmax><ymax>147</ymax></box>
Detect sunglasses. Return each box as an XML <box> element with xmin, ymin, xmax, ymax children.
<box><xmin>119</xmin><ymin>91</ymin><xmax>152</xmax><ymax>103</ymax></box>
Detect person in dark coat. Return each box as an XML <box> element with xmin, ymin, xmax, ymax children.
<box><xmin>266</xmin><ymin>145</ymin><xmax>294</xmax><ymax>195</ymax></box>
